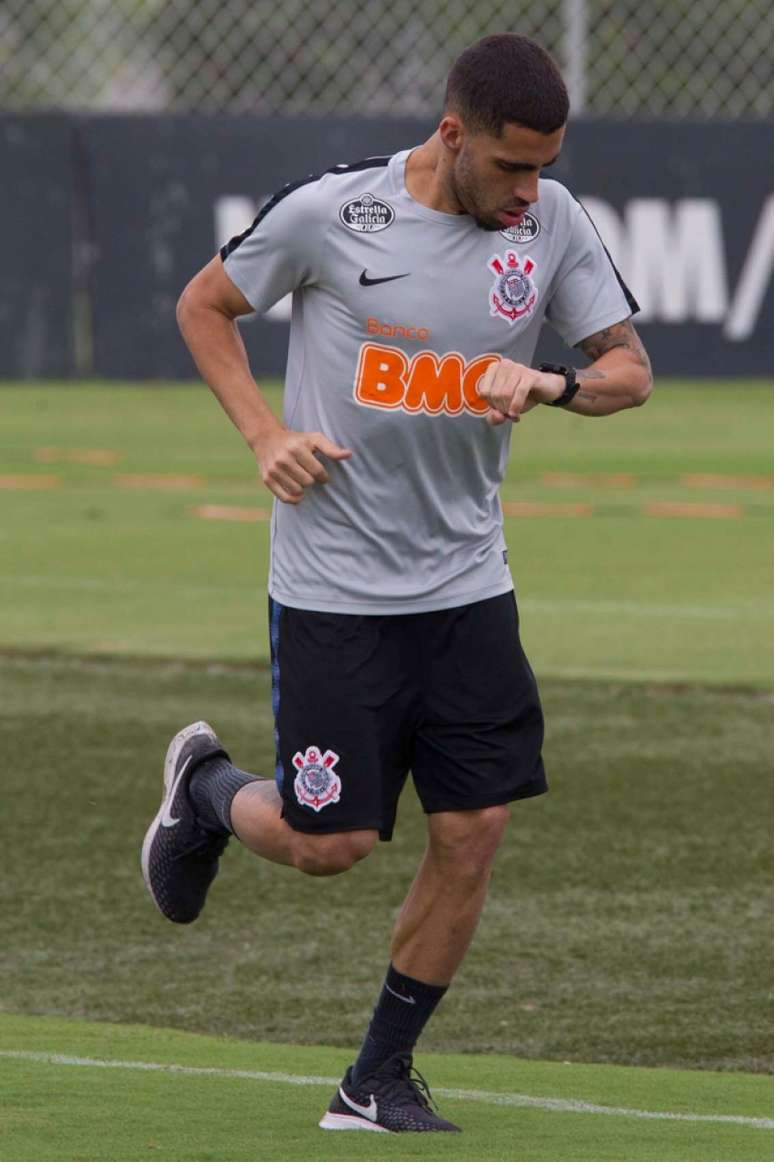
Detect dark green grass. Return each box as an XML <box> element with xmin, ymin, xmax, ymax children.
<box><xmin>1</xmin><ymin>382</ymin><xmax>773</xmax><ymax>683</ymax></box>
<box><xmin>2</xmin><ymin>652</ymin><xmax>772</xmax><ymax>1073</ymax></box>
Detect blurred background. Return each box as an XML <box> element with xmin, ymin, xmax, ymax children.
<box><xmin>2</xmin><ymin>0</ymin><xmax>773</xmax><ymax>379</ymax></box>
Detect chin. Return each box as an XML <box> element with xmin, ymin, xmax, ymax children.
<box><xmin>472</xmin><ymin>215</ymin><xmax>502</xmax><ymax>232</ymax></box>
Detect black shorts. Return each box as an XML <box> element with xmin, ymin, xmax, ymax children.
<box><xmin>269</xmin><ymin>592</ymin><xmax>547</xmax><ymax>841</ymax></box>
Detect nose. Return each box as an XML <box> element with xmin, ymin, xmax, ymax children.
<box><xmin>515</xmin><ymin>173</ymin><xmax>540</xmax><ymax>204</ymax></box>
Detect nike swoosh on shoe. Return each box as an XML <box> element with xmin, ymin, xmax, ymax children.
<box><xmin>339</xmin><ymin>1088</ymin><xmax>378</xmax><ymax>1122</ymax></box>
<box><xmin>160</xmin><ymin>755</ymin><xmax>193</xmax><ymax>828</ymax></box>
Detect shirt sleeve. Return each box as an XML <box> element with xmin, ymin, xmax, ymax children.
<box><xmin>220</xmin><ymin>179</ymin><xmax>327</xmax><ymax>313</ymax></box>
<box><xmin>545</xmin><ymin>201</ymin><xmax>639</xmax><ymax>348</ymax></box>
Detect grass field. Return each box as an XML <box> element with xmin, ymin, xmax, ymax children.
<box><xmin>1</xmin><ymin>381</ymin><xmax>773</xmax><ymax>1158</ymax></box>
<box><xmin>2</xmin><ymin>1015</ymin><xmax>773</xmax><ymax>1161</ymax></box>
<box><xmin>2</xmin><ymin>381</ymin><xmax>773</xmax><ymax>682</ymax></box>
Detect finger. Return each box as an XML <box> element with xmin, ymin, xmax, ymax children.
<box><xmin>311</xmin><ymin>433</ymin><xmax>352</xmax><ymax>461</ymax></box>
<box><xmin>293</xmin><ymin>445</ymin><xmax>331</xmax><ymax>484</ymax></box>
<box><xmin>486</xmin><ymin>408</ymin><xmax>512</xmax><ymax>427</ymax></box>
<box><xmin>507</xmin><ymin>386</ymin><xmax>530</xmax><ymax>419</ymax></box>
<box><xmin>277</xmin><ymin>459</ymin><xmax>317</xmax><ymax>489</ymax></box>
<box><xmin>477</xmin><ymin>362</ymin><xmax>499</xmax><ymax>405</ymax></box>
<box><xmin>266</xmin><ymin>479</ymin><xmax>303</xmax><ymax>504</ymax></box>
<box><xmin>264</xmin><ymin>467</ymin><xmax>305</xmax><ymax>501</ymax></box>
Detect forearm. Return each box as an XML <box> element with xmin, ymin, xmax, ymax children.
<box><xmin>566</xmin><ymin>320</ymin><xmax>653</xmax><ymax>417</ymax></box>
<box><xmin>567</xmin><ymin>358</ymin><xmax>652</xmax><ymax>417</ymax></box>
<box><xmin>176</xmin><ymin>297</ymin><xmax>282</xmax><ymax>450</ymax></box>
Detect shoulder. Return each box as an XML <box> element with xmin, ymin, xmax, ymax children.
<box><xmin>222</xmin><ymin>155</ymin><xmax>395</xmax><ymax>258</ymax></box>
<box><xmin>267</xmin><ymin>155</ymin><xmax>394</xmax><ymax>218</ymax></box>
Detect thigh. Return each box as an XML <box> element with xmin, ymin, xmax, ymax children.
<box><xmin>270</xmin><ymin>599</ymin><xmax>413</xmax><ymax>839</ymax></box>
<box><xmin>412</xmin><ymin>593</ymin><xmax>547</xmax><ymax>813</ymax></box>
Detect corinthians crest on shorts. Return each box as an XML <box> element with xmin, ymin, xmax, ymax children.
<box><xmin>488</xmin><ymin>250</ymin><xmax>538</xmax><ymax>325</ymax></box>
<box><xmin>292</xmin><ymin>745</ymin><xmax>341</xmax><ymax>812</ymax></box>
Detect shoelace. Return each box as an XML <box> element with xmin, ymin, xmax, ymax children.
<box><xmin>368</xmin><ymin>1056</ymin><xmax>437</xmax><ymax>1111</ymax></box>
<box><xmin>172</xmin><ymin>829</ymin><xmax>229</xmax><ymax>862</ymax></box>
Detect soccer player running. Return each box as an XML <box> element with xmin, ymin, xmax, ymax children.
<box><xmin>142</xmin><ymin>33</ymin><xmax>652</xmax><ymax>1134</ymax></box>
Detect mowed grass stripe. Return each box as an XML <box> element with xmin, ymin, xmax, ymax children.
<box><xmin>2</xmin><ymin>1049</ymin><xmax>774</xmax><ymax>1130</ymax></box>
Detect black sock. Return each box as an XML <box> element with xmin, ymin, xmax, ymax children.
<box><xmin>351</xmin><ymin>964</ymin><xmax>448</xmax><ymax>1084</ymax></box>
<box><xmin>189</xmin><ymin>756</ymin><xmax>259</xmax><ymax>834</ymax></box>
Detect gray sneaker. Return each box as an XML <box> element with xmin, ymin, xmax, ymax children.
<box><xmin>141</xmin><ymin>721</ymin><xmax>229</xmax><ymax>924</ymax></box>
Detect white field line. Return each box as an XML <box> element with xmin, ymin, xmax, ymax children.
<box><xmin>1</xmin><ymin>1050</ymin><xmax>772</xmax><ymax>1132</ymax></box>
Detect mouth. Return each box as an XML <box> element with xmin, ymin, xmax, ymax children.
<box><xmin>497</xmin><ymin>206</ymin><xmax>529</xmax><ymax>227</ymax></box>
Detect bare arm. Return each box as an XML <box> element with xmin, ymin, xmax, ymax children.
<box><xmin>477</xmin><ymin>317</ymin><xmax>653</xmax><ymax>424</ymax></box>
<box><xmin>177</xmin><ymin>256</ymin><xmax>281</xmax><ymax>448</ymax></box>
<box><xmin>177</xmin><ymin>257</ymin><xmax>350</xmax><ymax>503</ymax></box>
<box><xmin>567</xmin><ymin>319</ymin><xmax>653</xmax><ymax>416</ymax></box>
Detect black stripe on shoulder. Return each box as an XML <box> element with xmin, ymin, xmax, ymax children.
<box><xmin>220</xmin><ymin>155</ymin><xmax>392</xmax><ymax>260</ymax></box>
<box><xmin>543</xmin><ymin>178</ymin><xmax>640</xmax><ymax>317</ymax></box>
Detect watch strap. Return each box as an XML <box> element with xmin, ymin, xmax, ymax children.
<box><xmin>538</xmin><ymin>362</ymin><xmax>580</xmax><ymax>408</ymax></box>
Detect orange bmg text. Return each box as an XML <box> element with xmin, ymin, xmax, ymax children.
<box><xmin>354</xmin><ymin>342</ymin><xmax>500</xmax><ymax>416</ymax></box>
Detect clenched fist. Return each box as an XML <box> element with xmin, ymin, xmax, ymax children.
<box><xmin>253</xmin><ymin>428</ymin><xmax>352</xmax><ymax>504</ymax></box>
<box><xmin>477</xmin><ymin>360</ymin><xmax>565</xmax><ymax>426</ymax></box>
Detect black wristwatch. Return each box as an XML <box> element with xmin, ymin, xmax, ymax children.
<box><xmin>538</xmin><ymin>362</ymin><xmax>579</xmax><ymax>408</ymax></box>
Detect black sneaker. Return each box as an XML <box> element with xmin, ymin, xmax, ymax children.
<box><xmin>319</xmin><ymin>1052</ymin><xmax>461</xmax><ymax>1133</ymax></box>
<box><xmin>141</xmin><ymin>720</ymin><xmax>230</xmax><ymax>924</ymax></box>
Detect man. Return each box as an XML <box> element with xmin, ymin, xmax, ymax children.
<box><xmin>141</xmin><ymin>33</ymin><xmax>652</xmax><ymax>1134</ymax></box>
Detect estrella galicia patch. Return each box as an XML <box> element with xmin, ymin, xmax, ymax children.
<box><xmin>292</xmin><ymin>745</ymin><xmax>342</xmax><ymax>812</ymax></box>
<box><xmin>499</xmin><ymin>212</ymin><xmax>541</xmax><ymax>244</ymax></box>
<box><xmin>488</xmin><ymin>250</ymin><xmax>539</xmax><ymax>325</ymax></box>
<box><xmin>339</xmin><ymin>194</ymin><xmax>395</xmax><ymax>233</ymax></box>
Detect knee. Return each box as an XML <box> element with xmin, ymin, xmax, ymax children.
<box><xmin>429</xmin><ymin>805</ymin><xmax>510</xmax><ymax>871</ymax></box>
<box><xmin>292</xmin><ymin>829</ymin><xmax>378</xmax><ymax>877</ymax></box>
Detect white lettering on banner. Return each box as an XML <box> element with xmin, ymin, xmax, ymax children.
<box><xmin>626</xmin><ymin>200</ymin><xmax>729</xmax><ymax>323</ymax></box>
<box><xmin>581</xmin><ymin>195</ymin><xmax>774</xmax><ymax>340</ymax></box>
<box><xmin>214</xmin><ymin>196</ymin><xmax>292</xmax><ymax>322</ymax></box>
<box><xmin>724</xmin><ymin>195</ymin><xmax>774</xmax><ymax>341</ymax></box>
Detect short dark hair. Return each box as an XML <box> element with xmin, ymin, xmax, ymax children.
<box><xmin>445</xmin><ymin>34</ymin><xmax>569</xmax><ymax>136</ymax></box>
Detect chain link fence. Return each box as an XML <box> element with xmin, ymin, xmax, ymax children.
<box><xmin>1</xmin><ymin>0</ymin><xmax>772</xmax><ymax>118</ymax></box>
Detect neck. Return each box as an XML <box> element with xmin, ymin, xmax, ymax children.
<box><xmin>404</xmin><ymin>133</ymin><xmax>466</xmax><ymax>215</ymax></box>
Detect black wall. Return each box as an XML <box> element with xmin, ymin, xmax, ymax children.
<box><xmin>2</xmin><ymin>114</ymin><xmax>773</xmax><ymax>379</ymax></box>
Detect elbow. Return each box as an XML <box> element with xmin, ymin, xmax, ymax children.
<box><xmin>632</xmin><ymin>373</ymin><xmax>654</xmax><ymax>407</ymax></box>
<box><xmin>176</xmin><ymin>283</ymin><xmax>194</xmax><ymax>336</ymax></box>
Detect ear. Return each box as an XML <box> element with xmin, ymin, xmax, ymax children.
<box><xmin>439</xmin><ymin>113</ymin><xmax>465</xmax><ymax>155</ymax></box>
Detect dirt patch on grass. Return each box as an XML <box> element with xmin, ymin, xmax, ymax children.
<box><xmin>645</xmin><ymin>501</ymin><xmax>744</xmax><ymax>519</ymax></box>
<box><xmin>681</xmin><ymin>474</ymin><xmax>774</xmax><ymax>491</ymax></box>
<box><xmin>503</xmin><ymin>501</ymin><xmax>594</xmax><ymax>517</ymax></box>
<box><xmin>542</xmin><ymin>472</ymin><xmax>636</xmax><ymax>489</ymax></box>
<box><xmin>35</xmin><ymin>448</ymin><xmax>122</xmax><ymax>466</ymax></box>
<box><xmin>0</xmin><ymin>474</ymin><xmax>60</xmax><ymax>490</ymax></box>
<box><xmin>192</xmin><ymin>504</ymin><xmax>271</xmax><ymax>522</ymax></box>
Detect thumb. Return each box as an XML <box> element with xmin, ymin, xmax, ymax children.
<box><xmin>486</xmin><ymin>408</ymin><xmax>512</xmax><ymax>427</ymax></box>
<box><xmin>312</xmin><ymin>433</ymin><xmax>353</xmax><ymax>460</ymax></box>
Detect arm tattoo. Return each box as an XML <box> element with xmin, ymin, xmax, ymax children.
<box><xmin>577</xmin><ymin>320</ymin><xmax>650</xmax><ymax>369</ymax></box>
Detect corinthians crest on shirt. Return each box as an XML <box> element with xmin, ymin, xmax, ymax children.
<box><xmin>292</xmin><ymin>745</ymin><xmax>341</xmax><ymax>812</ymax></box>
<box><xmin>488</xmin><ymin>250</ymin><xmax>538</xmax><ymax>325</ymax></box>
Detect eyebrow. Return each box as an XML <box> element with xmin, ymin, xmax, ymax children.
<box><xmin>495</xmin><ymin>154</ymin><xmax>560</xmax><ymax>171</ymax></box>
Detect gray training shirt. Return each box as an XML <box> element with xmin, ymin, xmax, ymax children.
<box><xmin>221</xmin><ymin>148</ymin><xmax>637</xmax><ymax>615</ymax></box>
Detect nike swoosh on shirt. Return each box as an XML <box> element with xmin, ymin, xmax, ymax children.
<box><xmin>385</xmin><ymin>983</ymin><xmax>416</xmax><ymax>1005</ymax></box>
<box><xmin>340</xmin><ymin>1087</ymin><xmax>378</xmax><ymax>1121</ymax></box>
<box><xmin>160</xmin><ymin>756</ymin><xmax>193</xmax><ymax>828</ymax></box>
<box><xmin>359</xmin><ymin>270</ymin><xmax>410</xmax><ymax>287</ymax></box>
